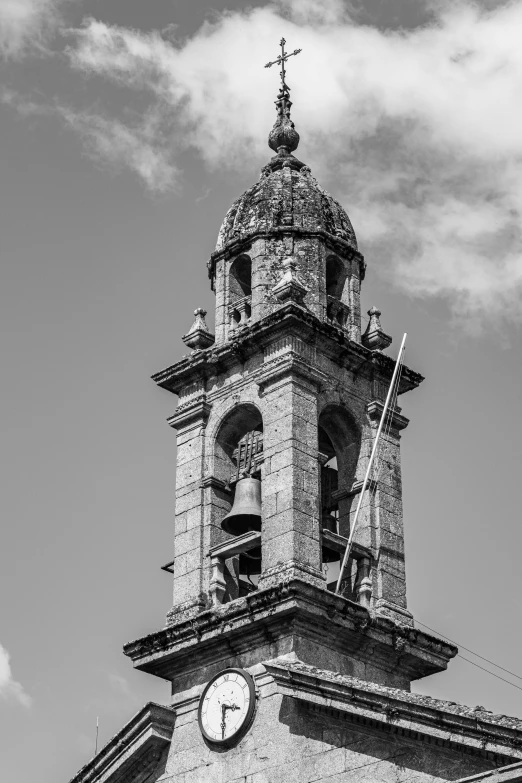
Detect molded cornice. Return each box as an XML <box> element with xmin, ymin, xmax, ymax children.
<box><xmin>151</xmin><ymin>303</ymin><xmax>424</xmax><ymax>398</ymax></box>
<box><xmin>123</xmin><ymin>578</ymin><xmax>455</xmax><ymax>686</ymax></box>
<box><xmin>207</xmin><ymin>226</ymin><xmax>366</xmax><ymax>289</ymax></box>
<box><xmin>67</xmin><ymin>703</ymin><xmax>175</xmax><ymax>783</ymax></box>
<box><xmin>263</xmin><ymin>661</ymin><xmax>522</xmax><ymax>766</ymax></box>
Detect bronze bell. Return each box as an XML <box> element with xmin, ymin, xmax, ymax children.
<box><xmin>221</xmin><ymin>477</ymin><xmax>262</xmax><ymax>536</ymax></box>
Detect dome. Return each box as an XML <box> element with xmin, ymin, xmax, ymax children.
<box><xmin>215</xmin><ymin>163</ymin><xmax>358</xmax><ymax>253</ymax></box>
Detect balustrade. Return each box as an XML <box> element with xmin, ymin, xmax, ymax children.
<box><xmin>326</xmin><ymin>295</ymin><xmax>350</xmax><ymax>330</ymax></box>
<box><xmin>228</xmin><ymin>295</ymin><xmax>252</xmax><ymax>331</ymax></box>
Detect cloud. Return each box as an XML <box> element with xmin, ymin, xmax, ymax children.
<box><xmin>58</xmin><ymin>106</ymin><xmax>180</xmax><ymax>193</ymax></box>
<box><xmin>1</xmin><ymin>85</ymin><xmax>52</xmax><ymax>114</ymax></box>
<box><xmin>0</xmin><ymin>0</ymin><xmax>513</xmax><ymax>328</ymax></box>
<box><xmin>59</xmin><ymin>0</ymin><xmax>522</xmax><ymax>329</ymax></box>
<box><xmin>0</xmin><ymin>643</ymin><xmax>32</xmax><ymax>708</ymax></box>
<box><xmin>0</xmin><ymin>0</ymin><xmax>71</xmax><ymax>58</ymax></box>
<box><xmin>0</xmin><ymin>86</ymin><xmax>178</xmax><ymax>192</ymax></box>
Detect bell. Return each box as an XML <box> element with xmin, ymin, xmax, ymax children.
<box><xmin>221</xmin><ymin>477</ymin><xmax>262</xmax><ymax>536</ymax></box>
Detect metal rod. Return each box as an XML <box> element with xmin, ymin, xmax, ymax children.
<box><xmin>95</xmin><ymin>716</ymin><xmax>99</xmax><ymax>756</ymax></box>
<box><xmin>335</xmin><ymin>333</ymin><xmax>407</xmax><ymax>595</ymax></box>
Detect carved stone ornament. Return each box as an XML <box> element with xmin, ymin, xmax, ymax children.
<box><xmin>268</xmin><ymin>113</ymin><xmax>300</xmax><ymax>155</ymax></box>
<box><xmin>182</xmin><ymin>308</ymin><xmax>215</xmax><ymax>351</ymax></box>
<box><xmin>272</xmin><ymin>257</ymin><xmax>308</xmax><ymax>304</ymax></box>
<box><xmin>361</xmin><ymin>306</ymin><xmax>392</xmax><ymax>351</ymax></box>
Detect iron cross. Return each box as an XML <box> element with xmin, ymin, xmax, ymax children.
<box><xmin>264</xmin><ymin>38</ymin><xmax>302</xmax><ymax>94</ymax></box>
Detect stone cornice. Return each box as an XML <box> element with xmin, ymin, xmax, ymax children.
<box><xmin>199</xmin><ymin>475</ymin><xmax>231</xmax><ymax>494</ymax></box>
<box><xmin>152</xmin><ymin>304</ymin><xmax>424</xmax><ymax>398</ymax></box>
<box><xmin>367</xmin><ymin>400</ymin><xmax>410</xmax><ymax>431</ymax></box>
<box><xmin>167</xmin><ymin>399</ymin><xmax>211</xmax><ymax>431</ymax></box>
<box><xmin>264</xmin><ymin>662</ymin><xmax>522</xmax><ymax>765</ymax></box>
<box><xmin>67</xmin><ymin>703</ymin><xmax>175</xmax><ymax>783</ymax></box>
<box><xmin>207</xmin><ymin>226</ymin><xmax>366</xmax><ymax>288</ymax></box>
<box><xmin>123</xmin><ymin>578</ymin><xmax>455</xmax><ymax>685</ymax></box>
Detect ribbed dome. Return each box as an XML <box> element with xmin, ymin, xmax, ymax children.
<box><xmin>215</xmin><ymin>164</ymin><xmax>358</xmax><ymax>253</ymax></box>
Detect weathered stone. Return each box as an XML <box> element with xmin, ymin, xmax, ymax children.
<box><xmin>70</xmin><ymin>78</ymin><xmax>522</xmax><ymax>783</ymax></box>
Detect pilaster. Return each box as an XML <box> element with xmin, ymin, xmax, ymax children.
<box><xmin>258</xmin><ymin>337</ymin><xmax>324</xmax><ymax>587</ymax></box>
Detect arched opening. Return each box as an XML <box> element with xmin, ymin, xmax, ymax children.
<box><xmin>228</xmin><ymin>255</ymin><xmax>252</xmax><ymax>331</ymax></box>
<box><xmin>326</xmin><ymin>256</ymin><xmax>350</xmax><ymax>329</ymax></box>
<box><xmin>213</xmin><ymin>404</ymin><xmax>264</xmax><ymax>603</ymax></box>
<box><xmin>230</xmin><ymin>255</ymin><xmax>252</xmax><ymax>300</ymax></box>
<box><xmin>318</xmin><ymin>404</ymin><xmax>361</xmax><ymax>593</ymax></box>
<box><xmin>326</xmin><ymin>256</ymin><xmax>346</xmax><ymax>299</ymax></box>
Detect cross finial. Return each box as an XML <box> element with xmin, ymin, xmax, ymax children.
<box><xmin>265</xmin><ymin>38</ymin><xmax>302</xmax><ymax>94</ymax></box>
<box><xmin>264</xmin><ymin>39</ymin><xmax>302</xmax><ymax>157</ymax></box>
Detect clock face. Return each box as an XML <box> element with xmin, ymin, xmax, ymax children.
<box><xmin>198</xmin><ymin>668</ymin><xmax>256</xmax><ymax>745</ymax></box>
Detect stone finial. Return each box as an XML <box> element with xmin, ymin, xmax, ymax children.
<box><xmin>265</xmin><ymin>39</ymin><xmax>301</xmax><ymax>156</ymax></box>
<box><xmin>268</xmin><ymin>110</ymin><xmax>300</xmax><ymax>156</ymax></box>
<box><xmin>272</xmin><ymin>257</ymin><xmax>308</xmax><ymax>304</ymax></box>
<box><xmin>182</xmin><ymin>308</ymin><xmax>215</xmax><ymax>351</ymax></box>
<box><xmin>361</xmin><ymin>306</ymin><xmax>392</xmax><ymax>351</ymax></box>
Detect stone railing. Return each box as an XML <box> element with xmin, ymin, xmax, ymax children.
<box><xmin>326</xmin><ymin>295</ymin><xmax>350</xmax><ymax>330</ymax></box>
<box><xmin>228</xmin><ymin>295</ymin><xmax>252</xmax><ymax>331</ymax></box>
<box><xmin>208</xmin><ymin>530</ymin><xmax>261</xmax><ymax>607</ymax></box>
<box><xmin>321</xmin><ymin>528</ymin><xmax>372</xmax><ymax>608</ymax></box>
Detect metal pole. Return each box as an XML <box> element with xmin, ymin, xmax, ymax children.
<box><xmin>95</xmin><ymin>716</ymin><xmax>99</xmax><ymax>756</ymax></box>
<box><xmin>335</xmin><ymin>333</ymin><xmax>407</xmax><ymax>595</ymax></box>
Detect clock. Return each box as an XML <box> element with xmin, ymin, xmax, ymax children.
<box><xmin>198</xmin><ymin>668</ymin><xmax>256</xmax><ymax>745</ymax></box>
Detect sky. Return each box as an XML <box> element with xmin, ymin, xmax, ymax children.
<box><xmin>0</xmin><ymin>0</ymin><xmax>522</xmax><ymax>780</ymax></box>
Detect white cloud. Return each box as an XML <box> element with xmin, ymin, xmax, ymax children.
<box><xmin>0</xmin><ymin>643</ymin><xmax>32</xmax><ymax>708</ymax></box>
<box><xmin>0</xmin><ymin>0</ymin><xmax>70</xmax><ymax>58</ymax></box>
<box><xmin>58</xmin><ymin>106</ymin><xmax>180</xmax><ymax>193</ymax></box>
<box><xmin>1</xmin><ymin>85</ymin><xmax>51</xmax><ymax>114</ymax></box>
<box><xmin>0</xmin><ymin>0</ymin><xmax>504</xmax><ymax>327</ymax></box>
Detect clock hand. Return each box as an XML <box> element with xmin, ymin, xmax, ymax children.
<box><xmin>220</xmin><ymin>702</ymin><xmax>240</xmax><ymax>739</ymax></box>
<box><xmin>221</xmin><ymin>704</ymin><xmax>227</xmax><ymax>739</ymax></box>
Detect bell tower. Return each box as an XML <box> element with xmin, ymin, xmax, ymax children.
<box><xmin>70</xmin><ymin>45</ymin><xmax>522</xmax><ymax>783</ymax></box>
<box><xmin>124</xmin><ymin>48</ymin><xmax>455</xmax><ymax>693</ymax></box>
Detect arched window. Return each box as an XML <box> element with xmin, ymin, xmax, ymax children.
<box><xmin>318</xmin><ymin>405</ymin><xmax>361</xmax><ymax>593</ymax></box>
<box><xmin>229</xmin><ymin>255</ymin><xmax>252</xmax><ymax>300</ymax></box>
<box><xmin>228</xmin><ymin>255</ymin><xmax>252</xmax><ymax>329</ymax></box>
<box><xmin>326</xmin><ymin>256</ymin><xmax>349</xmax><ymax>329</ymax></box>
<box><xmin>212</xmin><ymin>404</ymin><xmax>264</xmax><ymax>604</ymax></box>
<box><xmin>325</xmin><ymin>256</ymin><xmax>346</xmax><ymax>299</ymax></box>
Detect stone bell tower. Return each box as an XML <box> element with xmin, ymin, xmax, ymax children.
<box><xmin>70</xmin><ymin>43</ymin><xmax>522</xmax><ymax>783</ymax></box>
<box><xmin>123</xmin><ymin>52</ymin><xmax>456</xmax><ymax>688</ymax></box>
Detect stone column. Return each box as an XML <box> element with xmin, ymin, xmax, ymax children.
<box><xmin>166</xmin><ymin>400</ymin><xmax>211</xmax><ymax>623</ymax></box>
<box><xmin>355</xmin><ymin>401</ymin><xmax>412</xmax><ymax>625</ymax></box>
<box><xmin>213</xmin><ymin>258</ymin><xmax>227</xmax><ymax>345</ymax></box>
<box><xmin>258</xmin><ymin>338</ymin><xmax>324</xmax><ymax>588</ymax></box>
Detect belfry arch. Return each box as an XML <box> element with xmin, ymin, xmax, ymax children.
<box><xmin>318</xmin><ymin>403</ymin><xmax>361</xmax><ymax>590</ymax></box>
<box><xmin>210</xmin><ymin>403</ymin><xmax>264</xmax><ymax>604</ymax></box>
<box><xmin>325</xmin><ymin>255</ymin><xmax>347</xmax><ymax>300</ymax></box>
<box><xmin>228</xmin><ymin>254</ymin><xmax>252</xmax><ymax>331</ymax></box>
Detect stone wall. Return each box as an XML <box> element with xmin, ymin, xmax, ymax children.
<box><xmin>160</xmin><ymin>668</ymin><xmax>497</xmax><ymax>783</ymax></box>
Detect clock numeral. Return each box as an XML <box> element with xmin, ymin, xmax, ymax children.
<box><xmin>224</xmin><ymin>674</ymin><xmax>229</xmax><ymax>681</ymax></box>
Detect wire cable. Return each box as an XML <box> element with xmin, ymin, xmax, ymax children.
<box><xmin>457</xmin><ymin>654</ymin><xmax>522</xmax><ymax>695</ymax></box>
<box><xmin>416</xmin><ymin>620</ymin><xmax>522</xmax><ymax>684</ymax></box>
